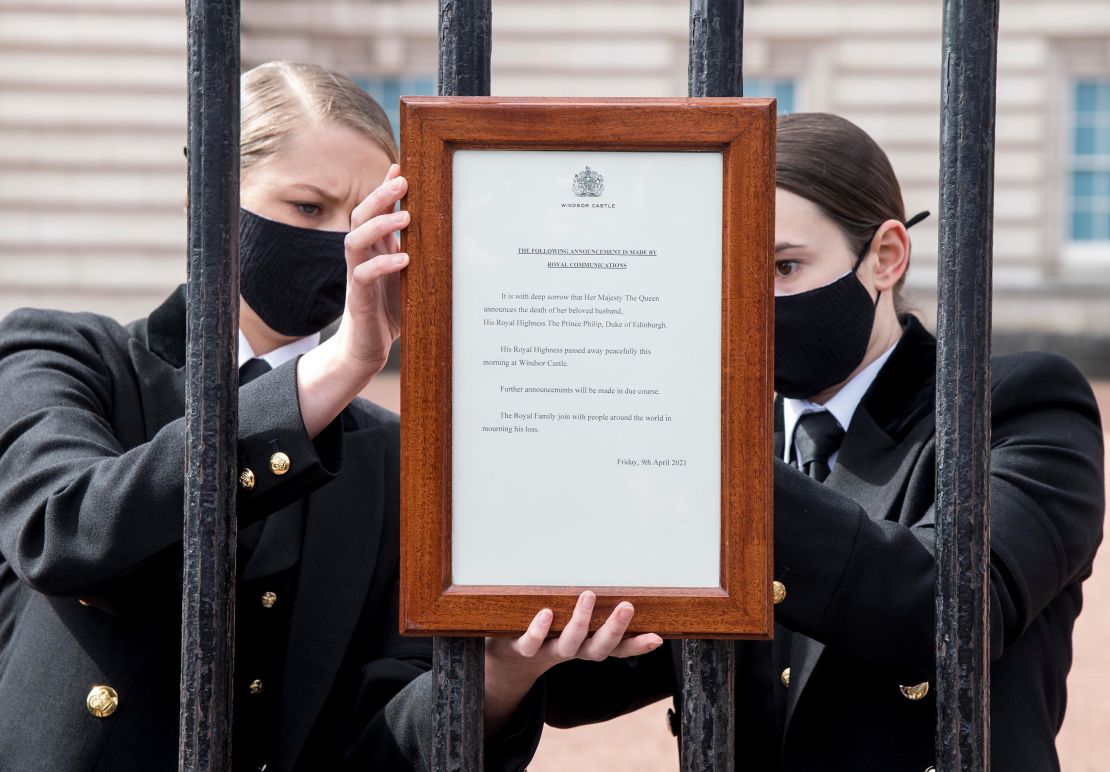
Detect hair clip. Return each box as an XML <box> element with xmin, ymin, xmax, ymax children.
<box><xmin>905</xmin><ymin>210</ymin><xmax>930</xmax><ymax>229</ymax></box>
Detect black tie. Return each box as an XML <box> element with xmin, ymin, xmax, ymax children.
<box><xmin>239</xmin><ymin>357</ymin><xmax>271</xmax><ymax>386</ymax></box>
<box><xmin>792</xmin><ymin>411</ymin><xmax>845</xmax><ymax>483</ymax></box>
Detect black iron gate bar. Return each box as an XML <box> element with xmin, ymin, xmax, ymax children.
<box><xmin>180</xmin><ymin>0</ymin><xmax>241</xmax><ymax>770</ymax></box>
<box><xmin>935</xmin><ymin>1</ymin><xmax>998</xmax><ymax>770</ymax></box>
<box><xmin>681</xmin><ymin>2</ymin><xmax>744</xmax><ymax>771</ymax></box>
<box><xmin>178</xmin><ymin>0</ymin><xmax>997</xmax><ymax>769</ymax></box>
<box><xmin>433</xmin><ymin>1</ymin><xmax>492</xmax><ymax>770</ymax></box>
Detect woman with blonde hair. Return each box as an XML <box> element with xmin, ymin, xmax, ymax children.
<box><xmin>0</xmin><ymin>61</ymin><xmax>650</xmax><ymax>771</ymax></box>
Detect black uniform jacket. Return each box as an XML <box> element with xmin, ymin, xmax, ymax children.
<box><xmin>0</xmin><ymin>287</ymin><xmax>481</xmax><ymax>770</ymax></box>
<box><xmin>543</xmin><ymin>316</ymin><xmax>1105</xmax><ymax>771</ymax></box>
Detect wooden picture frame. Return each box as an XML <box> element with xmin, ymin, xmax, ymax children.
<box><xmin>399</xmin><ymin>97</ymin><xmax>774</xmax><ymax>638</ymax></box>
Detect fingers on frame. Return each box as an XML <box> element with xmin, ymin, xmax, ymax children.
<box><xmin>350</xmin><ymin>164</ymin><xmax>407</xmax><ymax>230</ymax></box>
<box><xmin>345</xmin><ymin>209</ymin><xmax>409</xmax><ymax>256</ymax></box>
<box><xmin>610</xmin><ymin>633</ymin><xmax>664</xmax><ymax>660</ymax></box>
<box><xmin>552</xmin><ymin>591</ymin><xmax>596</xmax><ymax>659</ymax></box>
<box><xmin>351</xmin><ymin>252</ymin><xmax>409</xmax><ymax>286</ymax></box>
<box><xmin>513</xmin><ymin>609</ymin><xmax>553</xmax><ymax>658</ymax></box>
<box><xmin>577</xmin><ymin>601</ymin><xmax>636</xmax><ymax>662</ymax></box>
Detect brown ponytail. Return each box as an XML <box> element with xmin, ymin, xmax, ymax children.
<box><xmin>776</xmin><ymin>113</ymin><xmax>913</xmax><ymax>313</ymax></box>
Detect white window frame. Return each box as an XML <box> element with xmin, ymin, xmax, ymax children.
<box><xmin>1050</xmin><ymin>41</ymin><xmax>1110</xmax><ymax>277</ymax></box>
<box><xmin>744</xmin><ymin>39</ymin><xmax>819</xmax><ymax>112</ymax></box>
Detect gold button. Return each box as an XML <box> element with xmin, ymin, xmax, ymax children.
<box><xmin>87</xmin><ymin>685</ymin><xmax>119</xmax><ymax>718</ymax></box>
<box><xmin>781</xmin><ymin>667</ymin><xmax>791</xmax><ymax>687</ymax></box>
<box><xmin>772</xmin><ymin>581</ymin><xmax>786</xmax><ymax>605</ymax></box>
<box><xmin>249</xmin><ymin>679</ymin><xmax>264</xmax><ymax>695</ymax></box>
<box><xmin>78</xmin><ymin>599</ymin><xmax>91</xmax><ymax>607</ymax></box>
<box><xmin>269</xmin><ymin>452</ymin><xmax>291</xmax><ymax>476</ymax></box>
<box><xmin>900</xmin><ymin>681</ymin><xmax>930</xmax><ymax>701</ymax></box>
<box><xmin>239</xmin><ymin>468</ymin><xmax>256</xmax><ymax>490</ymax></box>
<box><xmin>261</xmin><ymin>591</ymin><xmax>277</xmax><ymax>609</ymax></box>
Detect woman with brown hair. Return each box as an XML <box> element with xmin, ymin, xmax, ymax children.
<box><xmin>511</xmin><ymin>112</ymin><xmax>1105</xmax><ymax>770</ymax></box>
<box><xmin>0</xmin><ymin>61</ymin><xmax>650</xmax><ymax>771</ymax></box>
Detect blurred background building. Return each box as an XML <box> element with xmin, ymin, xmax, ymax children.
<box><xmin>2</xmin><ymin>0</ymin><xmax>1109</xmax><ymax>373</ymax></box>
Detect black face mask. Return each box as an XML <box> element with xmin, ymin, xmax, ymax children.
<box><xmin>239</xmin><ymin>208</ymin><xmax>347</xmax><ymax>337</ymax></box>
<box><xmin>774</xmin><ymin>267</ymin><xmax>876</xmax><ymax>399</ymax></box>
<box><xmin>773</xmin><ymin>211</ymin><xmax>930</xmax><ymax>399</ymax></box>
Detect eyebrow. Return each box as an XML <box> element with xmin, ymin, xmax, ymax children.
<box><xmin>774</xmin><ymin>242</ymin><xmax>806</xmax><ymax>254</ymax></box>
<box><xmin>290</xmin><ymin>183</ymin><xmax>340</xmax><ymax>203</ymax></box>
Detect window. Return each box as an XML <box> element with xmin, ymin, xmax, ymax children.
<box><xmin>743</xmin><ymin>78</ymin><xmax>796</xmax><ymax>114</ymax></box>
<box><xmin>1069</xmin><ymin>79</ymin><xmax>1110</xmax><ymax>242</ymax></box>
<box><xmin>355</xmin><ymin>75</ymin><xmax>437</xmax><ymax>140</ymax></box>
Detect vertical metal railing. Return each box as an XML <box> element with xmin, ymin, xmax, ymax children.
<box><xmin>679</xmin><ymin>636</ymin><xmax>736</xmax><ymax>771</ymax></box>
<box><xmin>179</xmin><ymin>0</ymin><xmax>241</xmax><ymax>770</ymax></box>
<box><xmin>689</xmin><ymin>0</ymin><xmax>743</xmax><ymax>99</ymax></box>
<box><xmin>682</xmin><ymin>2</ymin><xmax>742</xmax><ymax>770</ymax></box>
<box><xmin>170</xmin><ymin>1</ymin><xmax>999</xmax><ymax>769</ymax></box>
<box><xmin>935</xmin><ymin>1</ymin><xmax>998</xmax><ymax>770</ymax></box>
<box><xmin>434</xmin><ymin>3</ymin><xmax>491</xmax><ymax>769</ymax></box>
<box><xmin>439</xmin><ymin>0</ymin><xmax>492</xmax><ymax>98</ymax></box>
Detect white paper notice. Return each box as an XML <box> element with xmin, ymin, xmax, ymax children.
<box><xmin>451</xmin><ymin>150</ymin><xmax>722</xmax><ymax>587</ymax></box>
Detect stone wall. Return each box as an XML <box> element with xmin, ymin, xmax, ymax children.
<box><xmin>3</xmin><ymin>0</ymin><xmax>1108</xmax><ymax>371</ymax></box>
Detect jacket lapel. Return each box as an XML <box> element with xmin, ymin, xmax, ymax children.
<box><xmin>781</xmin><ymin>412</ymin><xmax>912</xmax><ymax>732</ymax></box>
<box><xmin>126</xmin><ymin>286</ymin><xmax>188</xmax><ymax>435</ymax></box>
<box><xmin>240</xmin><ymin>501</ymin><xmax>306</xmax><ymax>581</ymax></box>
<box><xmin>780</xmin><ymin>316</ymin><xmax>938</xmax><ymax>735</ymax></box>
<box><xmin>275</xmin><ymin>422</ymin><xmax>387</xmax><ymax>768</ymax></box>
<box><xmin>127</xmin><ymin>342</ymin><xmax>187</xmax><ymax>435</ymax></box>
<box><xmin>825</xmin><ymin>407</ymin><xmax>915</xmax><ymax>518</ymax></box>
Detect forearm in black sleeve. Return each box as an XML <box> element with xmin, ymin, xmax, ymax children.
<box><xmin>772</xmin><ymin>461</ymin><xmax>937</xmax><ymax>681</ymax></box>
<box><xmin>368</xmin><ymin>668</ymin><xmax>545</xmax><ymax>772</ymax></box>
<box><xmin>0</xmin><ymin>310</ymin><xmax>344</xmax><ymax>601</ymax></box>
<box><xmin>543</xmin><ymin>644</ymin><xmax>676</xmax><ymax>728</ymax></box>
<box><xmin>772</xmin><ymin>353</ymin><xmax>1104</xmax><ymax>680</ymax></box>
<box><xmin>972</xmin><ymin>353</ymin><xmax>1103</xmax><ymax>658</ymax></box>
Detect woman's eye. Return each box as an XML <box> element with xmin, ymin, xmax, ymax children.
<box><xmin>294</xmin><ymin>202</ymin><xmax>321</xmax><ymax>216</ymax></box>
<box><xmin>775</xmin><ymin>260</ymin><xmax>799</xmax><ymax>277</ymax></box>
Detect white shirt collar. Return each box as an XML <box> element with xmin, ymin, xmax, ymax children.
<box><xmin>782</xmin><ymin>341</ymin><xmax>899</xmax><ymax>468</ymax></box>
<box><xmin>238</xmin><ymin>329</ymin><xmax>320</xmax><ymax>370</ymax></box>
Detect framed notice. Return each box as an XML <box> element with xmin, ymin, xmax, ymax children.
<box><xmin>399</xmin><ymin>97</ymin><xmax>774</xmax><ymax>638</ymax></box>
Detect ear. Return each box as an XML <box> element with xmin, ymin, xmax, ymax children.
<box><xmin>864</xmin><ymin>219</ymin><xmax>910</xmax><ymax>292</ymax></box>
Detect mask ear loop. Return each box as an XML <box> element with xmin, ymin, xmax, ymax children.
<box><xmin>852</xmin><ymin>228</ymin><xmax>882</xmax><ymax>307</ymax></box>
<box><xmin>853</xmin><ymin>211</ymin><xmax>931</xmax><ymax>307</ymax></box>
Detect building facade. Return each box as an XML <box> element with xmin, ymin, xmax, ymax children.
<box><xmin>2</xmin><ymin>0</ymin><xmax>1109</xmax><ymax>367</ymax></box>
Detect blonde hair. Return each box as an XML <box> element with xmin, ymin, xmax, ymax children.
<box><xmin>240</xmin><ymin>61</ymin><xmax>398</xmax><ymax>170</ymax></box>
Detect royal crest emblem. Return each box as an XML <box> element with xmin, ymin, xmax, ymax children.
<box><xmin>572</xmin><ymin>166</ymin><xmax>604</xmax><ymax>197</ymax></box>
